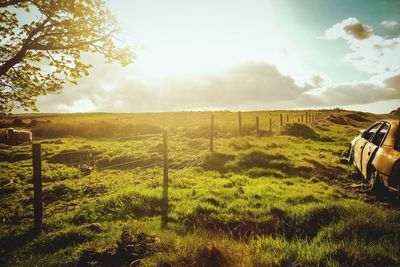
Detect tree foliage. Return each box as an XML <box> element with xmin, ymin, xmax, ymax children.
<box><xmin>0</xmin><ymin>0</ymin><xmax>133</xmax><ymax>115</ymax></box>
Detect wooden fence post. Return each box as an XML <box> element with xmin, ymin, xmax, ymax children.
<box><xmin>287</xmin><ymin>115</ymin><xmax>289</xmax><ymax>123</ymax></box>
<box><xmin>238</xmin><ymin>112</ymin><xmax>242</xmax><ymax>136</ymax></box>
<box><xmin>162</xmin><ymin>130</ymin><xmax>168</xmax><ymax>229</ymax></box>
<box><xmin>256</xmin><ymin>116</ymin><xmax>259</xmax><ymax>136</ymax></box>
<box><xmin>32</xmin><ymin>143</ymin><xmax>42</xmax><ymax>235</ymax></box>
<box><xmin>280</xmin><ymin>114</ymin><xmax>283</xmax><ymax>126</ymax></box>
<box><xmin>210</xmin><ymin>114</ymin><xmax>214</xmax><ymax>153</ymax></box>
<box><xmin>269</xmin><ymin>118</ymin><xmax>272</xmax><ymax>133</ymax></box>
<box><xmin>306</xmin><ymin>112</ymin><xmax>308</xmax><ymax>123</ymax></box>
<box><xmin>301</xmin><ymin>115</ymin><xmax>304</xmax><ymax>123</ymax></box>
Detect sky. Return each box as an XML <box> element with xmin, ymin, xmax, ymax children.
<box><xmin>36</xmin><ymin>0</ymin><xmax>400</xmax><ymax>113</ymax></box>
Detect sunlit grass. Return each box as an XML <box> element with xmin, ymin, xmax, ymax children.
<box><xmin>0</xmin><ymin>110</ymin><xmax>398</xmax><ymax>266</ymax></box>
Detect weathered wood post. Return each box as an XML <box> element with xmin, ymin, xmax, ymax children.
<box><xmin>238</xmin><ymin>111</ymin><xmax>242</xmax><ymax>136</ymax></box>
<box><xmin>162</xmin><ymin>130</ymin><xmax>169</xmax><ymax>229</ymax></box>
<box><xmin>309</xmin><ymin>113</ymin><xmax>312</xmax><ymax>123</ymax></box>
<box><xmin>269</xmin><ymin>117</ymin><xmax>272</xmax><ymax>133</ymax></box>
<box><xmin>298</xmin><ymin>118</ymin><xmax>300</xmax><ymax>122</ymax></box>
<box><xmin>306</xmin><ymin>112</ymin><xmax>308</xmax><ymax>123</ymax></box>
<box><xmin>210</xmin><ymin>114</ymin><xmax>214</xmax><ymax>153</ymax></box>
<box><xmin>32</xmin><ymin>143</ymin><xmax>42</xmax><ymax>235</ymax></box>
<box><xmin>287</xmin><ymin>115</ymin><xmax>289</xmax><ymax>123</ymax></box>
<box><xmin>280</xmin><ymin>114</ymin><xmax>283</xmax><ymax>126</ymax></box>
<box><xmin>301</xmin><ymin>115</ymin><xmax>304</xmax><ymax>123</ymax></box>
<box><xmin>256</xmin><ymin>116</ymin><xmax>259</xmax><ymax>137</ymax></box>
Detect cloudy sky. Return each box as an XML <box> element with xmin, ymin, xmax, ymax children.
<box><xmin>37</xmin><ymin>0</ymin><xmax>400</xmax><ymax>113</ymax></box>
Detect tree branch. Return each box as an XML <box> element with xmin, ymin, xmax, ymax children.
<box><xmin>0</xmin><ymin>0</ymin><xmax>28</xmax><ymax>8</ymax></box>
<box><xmin>0</xmin><ymin>18</ymin><xmax>49</xmax><ymax>76</ymax></box>
<box><xmin>28</xmin><ymin>32</ymin><xmax>115</xmax><ymax>51</ymax></box>
<box><xmin>12</xmin><ymin>67</ymin><xmax>41</xmax><ymax>92</ymax></box>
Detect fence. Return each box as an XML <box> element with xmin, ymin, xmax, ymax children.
<box><xmin>28</xmin><ymin>111</ymin><xmax>324</xmax><ymax>234</ymax></box>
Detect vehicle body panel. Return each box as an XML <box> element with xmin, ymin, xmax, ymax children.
<box><xmin>353</xmin><ymin>137</ymin><xmax>367</xmax><ymax>171</ymax></box>
<box><xmin>361</xmin><ymin>141</ymin><xmax>378</xmax><ymax>178</ymax></box>
<box><xmin>373</xmin><ymin>147</ymin><xmax>400</xmax><ymax>190</ymax></box>
<box><xmin>350</xmin><ymin>119</ymin><xmax>400</xmax><ymax>192</ymax></box>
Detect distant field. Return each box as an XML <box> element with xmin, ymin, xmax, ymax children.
<box><xmin>1</xmin><ymin>110</ymin><xmax>399</xmax><ymax>266</ymax></box>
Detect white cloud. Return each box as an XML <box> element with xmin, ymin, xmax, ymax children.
<box><xmin>36</xmin><ymin>62</ymin><xmax>400</xmax><ymax>113</ymax></box>
<box><xmin>31</xmin><ymin>17</ymin><xmax>400</xmax><ymax>114</ymax></box>
<box><xmin>381</xmin><ymin>20</ymin><xmax>398</xmax><ymax>29</ymax></box>
<box><xmin>325</xmin><ymin>17</ymin><xmax>400</xmax><ymax>76</ymax></box>
<box><xmin>325</xmin><ymin>17</ymin><xmax>372</xmax><ymax>41</ymax></box>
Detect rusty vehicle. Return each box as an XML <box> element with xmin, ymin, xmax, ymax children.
<box><xmin>346</xmin><ymin>119</ymin><xmax>400</xmax><ymax>192</ymax></box>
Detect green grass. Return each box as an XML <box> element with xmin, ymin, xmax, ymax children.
<box><xmin>0</xmin><ymin>110</ymin><xmax>398</xmax><ymax>266</ymax></box>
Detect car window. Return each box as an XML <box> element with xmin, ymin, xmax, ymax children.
<box><xmin>362</xmin><ymin>123</ymin><xmax>381</xmax><ymax>141</ymax></box>
<box><xmin>371</xmin><ymin>123</ymin><xmax>389</xmax><ymax>146</ymax></box>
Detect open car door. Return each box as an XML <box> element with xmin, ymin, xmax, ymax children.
<box><xmin>353</xmin><ymin>123</ymin><xmax>381</xmax><ymax>172</ymax></box>
<box><xmin>361</xmin><ymin>123</ymin><xmax>390</xmax><ymax>178</ymax></box>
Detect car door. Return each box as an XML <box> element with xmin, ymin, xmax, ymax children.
<box><xmin>353</xmin><ymin>123</ymin><xmax>381</xmax><ymax>172</ymax></box>
<box><xmin>361</xmin><ymin>123</ymin><xmax>389</xmax><ymax>178</ymax></box>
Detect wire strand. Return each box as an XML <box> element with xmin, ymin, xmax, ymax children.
<box><xmin>96</xmin><ymin>133</ymin><xmax>161</xmax><ymax>141</ymax></box>
<box><xmin>48</xmin><ymin>150</ymin><xmax>96</xmax><ymax>157</ymax></box>
<box><xmin>171</xmin><ymin>157</ymin><xmax>205</xmax><ymax>175</ymax></box>
<box><xmin>169</xmin><ymin>151</ymin><xmax>209</xmax><ymax>169</ymax></box>
<box><xmin>96</xmin><ymin>155</ymin><xmax>162</xmax><ymax>170</ymax></box>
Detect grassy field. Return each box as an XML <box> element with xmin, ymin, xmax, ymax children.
<box><xmin>1</xmin><ymin>110</ymin><xmax>399</xmax><ymax>266</ymax></box>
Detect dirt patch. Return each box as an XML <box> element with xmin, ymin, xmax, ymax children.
<box><xmin>327</xmin><ymin>114</ymin><xmax>350</xmax><ymax>125</ymax></box>
<box><xmin>78</xmin><ymin>231</ymin><xmax>159</xmax><ymax>267</ymax></box>
<box><xmin>327</xmin><ymin>113</ymin><xmax>369</xmax><ymax>126</ymax></box>
<box><xmin>281</xmin><ymin>123</ymin><xmax>329</xmax><ymax>141</ymax></box>
<box><xmin>390</xmin><ymin>107</ymin><xmax>400</xmax><ymax>117</ymax></box>
<box><xmin>344</xmin><ymin>113</ymin><xmax>370</xmax><ymax>122</ymax></box>
<box><xmin>305</xmin><ymin>159</ymin><xmax>346</xmax><ymax>180</ymax></box>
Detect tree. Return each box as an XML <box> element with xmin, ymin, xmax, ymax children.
<box><xmin>0</xmin><ymin>0</ymin><xmax>133</xmax><ymax>115</ymax></box>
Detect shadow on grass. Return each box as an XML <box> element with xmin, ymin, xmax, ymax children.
<box><xmin>183</xmin><ymin>204</ymin><xmax>348</xmax><ymax>240</ymax></box>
